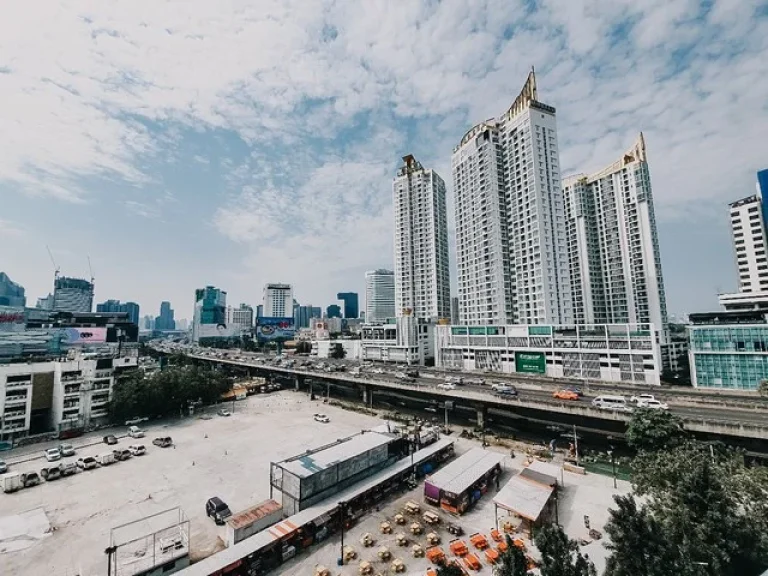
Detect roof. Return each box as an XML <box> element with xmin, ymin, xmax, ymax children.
<box><xmin>227</xmin><ymin>499</ymin><xmax>282</xmax><ymax>531</ymax></box>
<box><xmin>425</xmin><ymin>447</ymin><xmax>504</xmax><ymax>495</ymax></box>
<box><xmin>277</xmin><ymin>432</ymin><xmax>394</xmax><ymax>478</ymax></box>
<box><xmin>519</xmin><ymin>468</ymin><xmax>557</xmax><ymax>487</ymax></box>
<box><xmin>524</xmin><ymin>460</ymin><xmax>561</xmax><ymax>483</ymax></box>
<box><xmin>494</xmin><ymin>473</ymin><xmax>555</xmax><ymax>522</ymax></box>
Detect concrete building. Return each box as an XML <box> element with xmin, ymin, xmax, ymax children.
<box><xmin>688</xmin><ymin>310</ymin><xmax>768</xmax><ymax>390</ymax></box>
<box><xmin>337</xmin><ymin>292</ymin><xmax>359</xmax><ymax>319</ymax></box>
<box><xmin>393</xmin><ymin>155</ymin><xmax>451</xmax><ymax>321</ymax></box>
<box><xmin>53</xmin><ymin>276</ymin><xmax>94</xmax><ymax>313</ymax></box>
<box><xmin>262</xmin><ymin>284</ymin><xmax>293</xmax><ymax>318</ymax></box>
<box><xmin>36</xmin><ymin>294</ymin><xmax>54</xmax><ymax>310</ymax></box>
<box><xmin>0</xmin><ymin>272</ymin><xmax>26</xmax><ymax>307</ymax></box>
<box><xmin>562</xmin><ymin>134</ymin><xmax>668</xmax><ymax>340</ymax></box>
<box><xmin>452</xmin><ymin>70</ymin><xmax>571</xmax><ymax>326</ymax></box>
<box><xmin>359</xmin><ymin>315</ymin><xmax>436</xmax><ymax>365</ymax></box>
<box><xmin>450</xmin><ymin>297</ymin><xmax>460</xmax><ymax>326</ymax></box>
<box><xmin>0</xmin><ymin>350</ymin><xmax>139</xmax><ymax>440</ymax></box>
<box><xmin>365</xmin><ymin>269</ymin><xmax>395</xmax><ymax>323</ymax></box>
<box><xmin>294</xmin><ymin>305</ymin><xmax>316</xmax><ymax>329</ymax></box>
<box><xmin>226</xmin><ymin>303</ymin><xmax>254</xmax><ymax>333</ymax></box>
<box><xmin>96</xmin><ymin>299</ymin><xmax>140</xmax><ymax>326</ymax></box>
<box><xmin>192</xmin><ymin>286</ymin><xmax>227</xmax><ymax>344</ymax></box>
<box><xmin>155</xmin><ymin>301</ymin><xmax>176</xmax><ymax>331</ymax></box>
<box><xmin>435</xmin><ymin>323</ymin><xmax>661</xmax><ymax>385</ymax></box>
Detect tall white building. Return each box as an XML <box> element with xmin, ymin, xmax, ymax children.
<box><xmin>393</xmin><ymin>155</ymin><xmax>451</xmax><ymax>321</ymax></box>
<box><xmin>262</xmin><ymin>283</ymin><xmax>293</xmax><ymax>318</ymax></box>
<box><xmin>365</xmin><ymin>269</ymin><xmax>396</xmax><ymax>323</ymax></box>
<box><xmin>226</xmin><ymin>303</ymin><xmax>254</xmax><ymax>331</ymax></box>
<box><xmin>562</xmin><ymin>134</ymin><xmax>668</xmax><ymax>337</ymax></box>
<box><xmin>727</xmin><ymin>194</ymin><xmax>768</xmax><ymax>293</ymax></box>
<box><xmin>452</xmin><ymin>70</ymin><xmax>571</xmax><ymax>325</ymax></box>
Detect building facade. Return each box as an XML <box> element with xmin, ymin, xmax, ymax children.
<box><xmin>96</xmin><ymin>299</ymin><xmax>140</xmax><ymax>325</ymax></box>
<box><xmin>728</xmin><ymin>194</ymin><xmax>768</xmax><ymax>294</ymax></box>
<box><xmin>359</xmin><ymin>315</ymin><xmax>435</xmax><ymax>365</ymax></box>
<box><xmin>226</xmin><ymin>303</ymin><xmax>254</xmax><ymax>332</ymax></box>
<box><xmin>262</xmin><ymin>284</ymin><xmax>293</xmax><ymax>318</ymax></box>
<box><xmin>435</xmin><ymin>323</ymin><xmax>661</xmax><ymax>385</ymax></box>
<box><xmin>562</xmin><ymin>134</ymin><xmax>668</xmax><ymax>340</ymax></box>
<box><xmin>53</xmin><ymin>276</ymin><xmax>94</xmax><ymax>313</ymax></box>
<box><xmin>393</xmin><ymin>155</ymin><xmax>451</xmax><ymax>321</ymax></box>
<box><xmin>192</xmin><ymin>286</ymin><xmax>227</xmax><ymax>343</ymax></box>
<box><xmin>452</xmin><ymin>70</ymin><xmax>571</xmax><ymax>326</ymax></box>
<box><xmin>365</xmin><ymin>269</ymin><xmax>396</xmax><ymax>323</ymax></box>
<box><xmin>0</xmin><ymin>272</ymin><xmax>26</xmax><ymax>307</ymax></box>
<box><xmin>155</xmin><ymin>301</ymin><xmax>176</xmax><ymax>331</ymax></box>
<box><xmin>337</xmin><ymin>292</ymin><xmax>359</xmax><ymax>319</ymax></box>
<box><xmin>326</xmin><ymin>304</ymin><xmax>341</xmax><ymax>319</ymax></box>
<box><xmin>688</xmin><ymin>310</ymin><xmax>768</xmax><ymax>390</ymax></box>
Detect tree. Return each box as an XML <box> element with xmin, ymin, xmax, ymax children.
<box><xmin>295</xmin><ymin>340</ymin><xmax>312</xmax><ymax>355</ymax></box>
<box><xmin>625</xmin><ymin>408</ymin><xmax>686</xmax><ymax>453</ymax></box>
<box><xmin>329</xmin><ymin>343</ymin><xmax>346</xmax><ymax>359</ymax></box>
<box><xmin>759</xmin><ymin>378</ymin><xmax>768</xmax><ymax>397</ymax></box>
<box><xmin>535</xmin><ymin>524</ymin><xmax>596</xmax><ymax>576</ymax></box>
<box><xmin>496</xmin><ymin>536</ymin><xmax>529</xmax><ymax>576</ymax></box>
<box><xmin>436</xmin><ymin>563</ymin><xmax>464</xmax><ymax>576</ymax></box>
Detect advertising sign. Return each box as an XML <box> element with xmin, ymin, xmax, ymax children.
<box><xmin>255</xmin><ymin>317</ymin><xmax>295</xmax><ymax>341</ymax></box>
<box><xmin>61</xmin><ymin>327</ymin><xmax>108</xmax><ymax>345</ymax></box>
<box><xmin>0</xmin><ymin>306</ymin><xmax>25</xmax><ymax>332</ymax></box>
<box><xmin>196</xmin><ymin>323</ymin><xmax>239</xmax><ymax>339</ymax></box>
<box><xmin>515</xmin><ymin>351</ymin><xmax>546</xmax><ymax>374</ymax></box>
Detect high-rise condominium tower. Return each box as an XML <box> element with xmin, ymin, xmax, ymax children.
<box><xmin>452</xmin><ymin>70</ymin><xmax>571</xmax><ymax>325</ymax></box>
<box><xmin>393</xmin><ymin>155</ymin><xmax>451</xmax><ymax>321</ymax></box>
<box><xmin>365</xmin><ymin>269</ymin><xmax>396</xmax><ymax>323</ymax></box>
<box><xmin>262</xmin><ymin>284</ymin><xmax>293</xmax><ymax>318</ymax></box>
<box><xmin>562</xmin><ymin>134</ymin><xmax>668</xmax><ymax>335</ymax></box>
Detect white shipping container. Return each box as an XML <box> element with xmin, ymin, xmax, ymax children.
<box><xmin>226</xmin><ymin>499</ymin><xmax>283</xmax><ymax>546</ymax></box>
<box><xmin>2</xmin><ymin>472</ymin><xmax>22</xmax><ymax>493</ymax></box>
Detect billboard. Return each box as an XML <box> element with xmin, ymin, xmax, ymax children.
<box><xmin>0</xmin><ymin>306</ymin><xmax>25</xmax><ymax>332</ymax></box>
<box><xmin>196</xmin><ymin>323</ymin><xmax>239</xmax><ymax>339</ymax></box>
<box><xmin>255</xmin><ymin>317</ymin><xmax>295</xmax><ymax>341</ymax></box>
<box><xmin>61</xmin><ymin>327</ymin><xmax>108</xmax><ymax>345</ymax></box>
<box><xmin>515</xmin><ymin>351</ymin><xmax>546</xmax><ymax>374</ymax></box>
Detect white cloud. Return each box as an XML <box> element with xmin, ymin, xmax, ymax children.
<box><xmin>0</xmin><ymin>219</ymin><xmax>25</xmax><ymax>238</ymax></box>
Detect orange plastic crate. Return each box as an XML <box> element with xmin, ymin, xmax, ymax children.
<box><xmin>490</xmin><ymin>528</ymin><xmax>502</xmax><ymax>542</ymax></box>
<box><xmin>485</xmin><ymin>548</ymin><xmax>500</xmax><ymax>564</ymax></box>
<box><xmin>463</xmin><ymin>553</ymin><xmax>482</xmax><ymax>571</ymax></box>
<box><xmin>469</xmin><ymin>533</ymin><xmax>488</xmax><ymax>550</ymax></box>
<box><xmin>450</xmin><ymin>539</ymin><xmax>469</xmax><ymax>557</ymax></box>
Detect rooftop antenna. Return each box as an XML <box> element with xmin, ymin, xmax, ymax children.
<box><xmin>46</xmin><ymin>245</ymin><xmax>60</xmax><ymax>280</ymax></box>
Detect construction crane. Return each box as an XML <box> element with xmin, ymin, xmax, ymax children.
<box><xmin>46</xmin><ymin>245</ymin><xmax>60</xmax><ymax>280</ymax></box>
<box><xmin>87</xmin><ymin>255</ymin><xmax>94</xmax><ymax>284</ymax></box>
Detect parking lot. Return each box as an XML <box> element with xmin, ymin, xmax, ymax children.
<box><xmin>0</xmin><ymin>390</ymin><xmax>383</xmax><ymax>576</ymax></box>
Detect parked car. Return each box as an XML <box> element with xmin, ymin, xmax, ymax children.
<box><xmin>153</xmin><ymin>437</ymin><xmax>173</xmax><ymax>448</ymax></box>
<box><xmin>437</xmin><ymin>382</ymin><xmax>456</xmax><ymax>391</ymax></box>
<box><xmin>128</xmin><ymin>444</ymin><xmax>146</xmax><ymax>456</ymax></box>
<box><xmin>553</xmin><ymin>389</ymin><xmax>580</xmax><ymax>401</ymax></box>
<box><xmin>313</xmin><ymin>414</ymin><xmax>330</xmax><ymax>423</ymax></box>
<box><xmin>59</xmin><ymin>443</ymin><xmax>76</xmax><ymax>457</ymax></box>
<box><xmin>20</xmin><ymin>472</ymin><xmax>40</xmax><ymax>487</ymax></box>
<box><xmin>113</xmin><ymin>449</ymin><xmax>132</xmax><ymax>461</ymax></box>
<box><xmin>217</xmin><ymin>409</ymin><xmax>231</xmax><ymax>417</ymax></box>
<box><xmin>60</xmin><ymin>462</ymin><xmax>78</xmax><ymax>476</ymax></box>
<box><xmin>43</xmin><ymin>447</ymin><xmax>61</xmax><ymax>462</ymax></box>
<box><xmin>40</xmin><ymin>465</ymin><xmax>62</xmax><ymax>481</ymax></box>
<box><xmin>0</xmin><ymin>460</ymin><xmax>7</xmax><ymax>474</ymax></box>
<box><xmin>446</xmin><ymin>522</ymin><xmax>464</xmax><ymax>536</ymax></box>
<box><xmin>103</xmin><ymin>435</ymin><xmax>118</xmax><ymax>445</ymax></box>
<box><xmin>128</xmin><ymin>426</ymin><xmax>145</xmax><ymax>438</ymax></box>
<box><xmin>206</xmin><ymin>497</ymin><xmax>232</xmax><ymax>525</ymax></box>
<box><xmin>77</xmin><ymin>456</ymin><xmax>98</xmax><ymax>470</ymax></box>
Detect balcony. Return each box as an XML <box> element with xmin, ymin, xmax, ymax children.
<box><xmin>94</xmin><ymin>370</ymin><xmax>112</xmax><ymax>379</ymax></box>
<box><xmin>3</xmin><ymin>410</ymin><xmax>26</xmax><ymax>421</ymax></box>
<box><xmin>4</xmin><ymin>394</ymin><xmax>28</xmax><ymax>406</ymax></box>
<box><xmin>2</xmin><ymin>421</ymin><xmax>27</xmax><ymax>432</ymax></box>
<box><xmin>64</xmin><ymin>385</ymin><xmax>82</xmax><ymax>396</ymax></box>
<box><xmin>91</xmin><ymin>395</ymin><xmax>110</xmax><ymax>407</ymax></box>
<box><xmin>90</xmin><ymin>408</ymin><xmax>109</xmax><ymax>419</ymax></box>
<box><xmin>5</xmin><ymin>379</ymin><xmax>32</xmax><ymax>389</ymax></box>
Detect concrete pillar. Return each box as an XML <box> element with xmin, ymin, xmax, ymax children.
<box><xmin>362</xmin><ymin>385</ymin><xmax>369</xmax><ymax>404</ymax></box>
<box><xmin>476</xmin><ymin>406</ymin><xmax>487</xmax><ymax>429</ymax></box>
<box><xmin>294</xmin><ymin>375</ymin><xmax>300</xmax><ymax>390</ymax></box>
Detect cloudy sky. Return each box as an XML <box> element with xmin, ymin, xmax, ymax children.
<box><xmin>1</xmin><ymin>0</ymin><xmax>767</xmax><ymax>321</ymax></box>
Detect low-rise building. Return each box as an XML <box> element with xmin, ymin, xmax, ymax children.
<box><xmin>688</xmin><ymin>310</ymin><xmax>768</xmax><ymax>390</ymax></box>
<box><xmin>359</xmin><ymin>316</ymin><xmax>435</xmax><ymax>365</ymax></box>
<box><xmin>435</xmin><ymin>323</ymin><xmax>661</xmax><ymax>385</ymax></box>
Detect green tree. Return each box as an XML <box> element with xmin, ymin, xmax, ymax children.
<box><xmin>329</xmin><ymin>343</ymin><xmax>346</xmax><ymax>359</ymax></box>
<box><xmin>626</xmin><ymin>408</ymin><xmax>686</xmax><ymax>452</ymax></box>
<box><xmin>496</xmin><ymin>535</ymin><xmax>529</xmax><ymax>576</ymax></box>
<box><xmin>535</xmin><ymin>524</ymin><xmax>596</xmax><ymax>576</ymax></box>
<box><xmin>436</xmin><ymin>563</ymin><xmax>464</xmax><ymax>576</ymax></box>
<box><xmin>758</xmin><ymin>378</ymin><xmax>768</xmax><ymax>397</ymax></box>
<box><xmin>295</xmin><ymin>340</ymin><xmax>312</xmax><ymax>354</ymax></box>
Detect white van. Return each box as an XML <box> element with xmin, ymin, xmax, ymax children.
<box><xmin>96</xmin><ymin>452</ymin><xmax>117</xmax><ymax>466</ymax></box>
<box><xmin>592</xmin><ymin>395</ymin><xmax>631</xmax><ymax>412</ymax></box>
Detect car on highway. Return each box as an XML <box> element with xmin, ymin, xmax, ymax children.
<box><xmin>44</xmin><ymin>448</ymin><xmax>61</xmax><ymax>462</ymax></box>
<box><xmin>77</xmin><ymin>456</ymin><xmax>98</xmax><ymax>470</ymax></box>
<box><xmin>59</xmin><ymin>443</ymin><xmax>76</xmax><ymax>457</ymax></box>
<box><xmin>465</xmin><ymin>377</ymin><xmax>485</xmax><ymax>385</ymax></box>
<box><xmin>565</xmin><ymin>386</ymin><xmax>584</xmax><ymax>397</ymax></box>
<box><xmin>437</xmin><ymin>382</ymin><xmax>457</xmax><ymax>391</ymax></box>
<box><xmin>637</xmin><ymin>399</ymin><xmax>669</xmax><ymax>410</ymax></box>
<box><xmin>631</xmin><ymin>394</ymin><xmax>659</xmax><ymax>405</ymax></box>
<box><xmin>553</xmin><ymin>389</ymin><xmax>580</xmax><ymax>401</ymax></box>
<box><xmin>592</xmin><ymin>395</ymin><xmax>632</xmax><ymax>412</ymax></box>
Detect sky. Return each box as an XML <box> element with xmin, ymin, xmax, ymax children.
<box><xmin>1</xmin><ymin>0</ymin><xmax>767</xmax><ymax>321</ymax></box>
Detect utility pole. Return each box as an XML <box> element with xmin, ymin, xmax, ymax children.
<box><xmin>573</xmin><ymin>424</ymin><xmax>579</xmax><ymax>467</ymax></box>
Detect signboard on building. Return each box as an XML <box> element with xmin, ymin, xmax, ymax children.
<box><xmin>61</xmin><ymin>327</ymin><xmax>107</xmax><ymax>344</ymax></box>
<box><xmin>255</xmin><ymin>317</ymin><xmax>295</xmax><ymax>341</ymax></box>
<box><xmin>196</xmin><ymin>323</ymin><xmax>239</xmax><ymax>339</ymax></box>
<box><xmin>515</xmin><ymin>351</ymin><xmax>546</xmax><ymax>374</ymax></box>
<box><xmin>0</xmin><ymin>306</ymin><xmax>25</xmax><ymax>332</ymax></box>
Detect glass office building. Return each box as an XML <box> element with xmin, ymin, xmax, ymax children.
<box><xmin>689</xmin><ymin>311</ymin><xmax>768</xmax><ymax>390</ymax></box>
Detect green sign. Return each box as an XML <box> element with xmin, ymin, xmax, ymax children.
<box><xmin>515</xmin><ymin>351</ymin><xmax>546</xmax><ymax>374</ymax></box>
<box><xmin>528</xmin><ymin>326</ymin><xmax>552</xmax><ymax>336</ymax></box>
<box><xmin>469</xmin><ymin>326</ymin><xmax>486</xmax><ymax>336</ymax></box>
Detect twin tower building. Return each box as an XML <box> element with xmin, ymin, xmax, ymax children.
<box><xmin>393</xmin><ymin>70</ymin><xmax>667</xmax><ymax>337</ymax></box>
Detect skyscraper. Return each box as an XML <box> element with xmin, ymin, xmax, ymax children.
<box><xmin>393</xmin><ymin>155</ymin><xmax>451</xmax><ymax>320</ymax></box>
<box><xmin>326</xmin><ymin>304</ymin><xmax>342</xmax><ymax>318</ymax></box>
<box><xmin>452</xmin><ymin>70</ymin><xmax>571</xmax><ymax>325</ymax></box>
<box><xmin>336</xmin><ymin>292</ymin><xmax>359</xmax><ymax>319</ymax></box>
<box><xmin>53</xmin><ymin>276</ymin><xmax>94</xmax><ymax>313</ymax></box>
<box><xmin>726</xmin><ymin>192</ymin><xmax>768</xmax><ymax>294</ymax></box>
<box><xmin>192</xmin><ymin>286</ymin><xmax>227</xmax><ymax>342</ymax></box>
<box><xmin>155</xmin><ymin>301</ymin><xmax>176</xmax><ymax>331</ymax></box>
<box><xmin>262</xmin><ymin>284</ymin><xmax>293</xmax><ymax>318</ymax></box>
<box><xmin>365</xmin><ymin>269</ymin><xmax>396</xmax><ymax>323</ymax></box>
<box><xmin>0</xmin><ymin>272</ymin><xmax>26</xmax><ymax>307</ymax></box>
<box><xmin>96</xmin><ymin>299</ymin><xmax>140</xmax><ymax>325</ymax></box>
<box><xmin>562</xmin><ymin>134</ymin><xmax>668</xmax><ymax>334</ymax></box>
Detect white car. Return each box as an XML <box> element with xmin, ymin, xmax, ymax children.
<box><xmin>630</xmin><ymin>394</ymin><xmax>658</xmax><ymax>404</ymax></box>
<box><xmin>437</xmin><ymin>382</ymin><xmax>456</xmax><ymax>391</ymax></box>
<box><xmin>44</xmin><ymin>448</ymin><xmax>61</xmax><ymax>462</ymax></box>
<box><xmin>129</xmin><ymin>444</ymin><xmax>147</xmax><ymax>456</ymax></box>
<box><xmin>59</xmin><ymin>443</ymin><xmax>76</xmax><ymax>457</ymax></box>
<box><xmin>313</xmin><ymin>414</ymin><xmax>330</xmax><ymax>423</ymax></box>
<box><xmin>638</xmin><ymin>399</ymin><xmax>669</xmax><ymax>410</ymax></box>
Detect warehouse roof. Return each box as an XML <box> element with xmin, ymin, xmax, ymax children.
<box><xmin>227</xmin><ymin>499</ymin><xmax>282</xmax><ymax>531</ymax></box>
<box><xmin>425</xmin><ymin>447</ymin><xmax>504</xmax><ymax>495</ymax></box>
<box><xmin>494</xmin><ymin>473</ymin><xmax>555</xmax><ymax>522</ymax></box>
<box><xmin>277</xmin><ymin>431</ymin><xmax>394</xmax><ymax>478</ymax></box>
